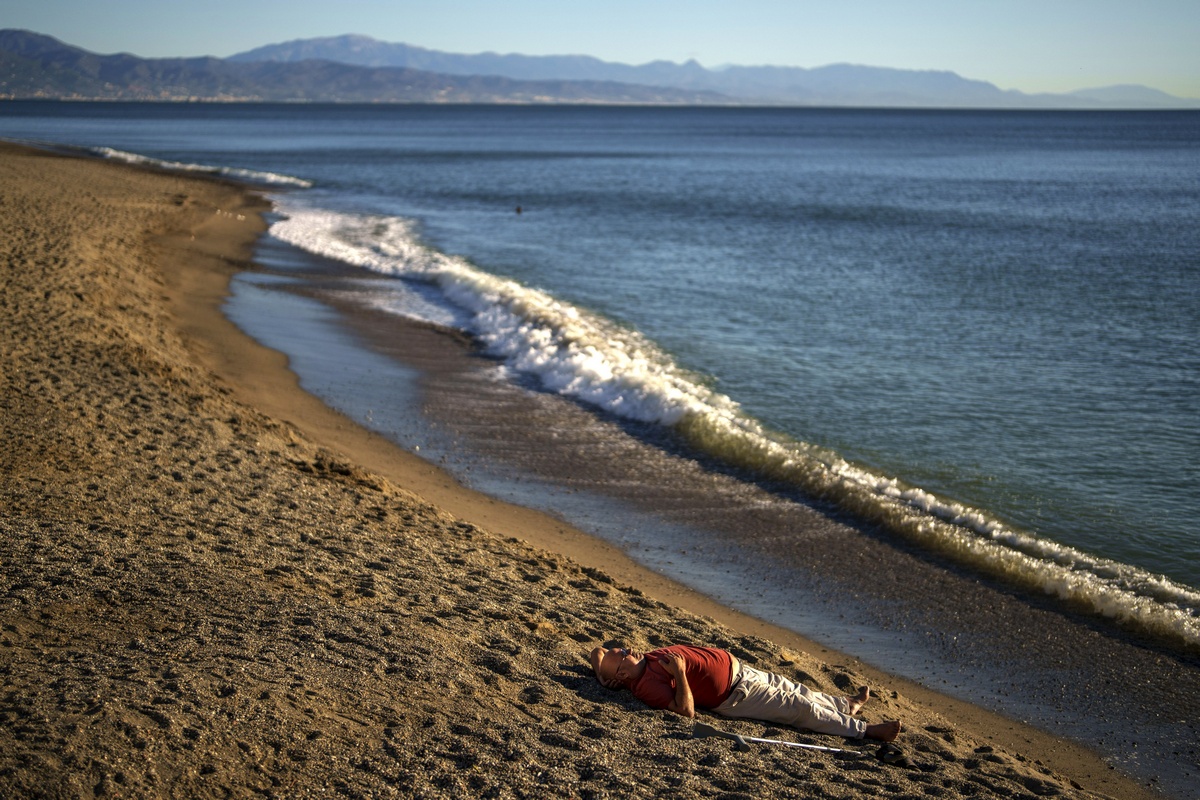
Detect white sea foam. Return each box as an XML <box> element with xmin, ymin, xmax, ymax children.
<box><xmin>269</xmin><ymin>201</ymin><xmax>1200</xmax><ymax>649</ymax></box>
<box><xmin>92</xmin><ymin>146</ymin><xmax>313</xmax><ymax>188</ymax></box>
<box><xmin>269</xmin><ymin>203</ymin><xmax>736</xmax><ymax>425</ymax></box>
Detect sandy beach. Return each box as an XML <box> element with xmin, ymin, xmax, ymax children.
<box><xmin>0</xmin><ymin>142</ymin><xmax>1161</xmax><ymax>798</ymax></box>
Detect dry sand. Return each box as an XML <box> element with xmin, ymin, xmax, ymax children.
<box><xmin>0</xmin><ymin>142</ymin><xmax>1159</xmax><ymax>798</ymax></box>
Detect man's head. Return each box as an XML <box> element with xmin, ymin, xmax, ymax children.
<box><xmin>590</xmin><ymin>645</ymin><xmax>647</xmax><ymax>689</ymax></box>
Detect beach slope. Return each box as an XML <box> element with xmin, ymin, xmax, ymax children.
<box><xmin>0</xmin><ymin>143</ymin><xmax>1152</xmax><ymax>798</ymax></box>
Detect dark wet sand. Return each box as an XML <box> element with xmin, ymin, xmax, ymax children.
<box><xmin>0</xmin><ymin>141</ymin><xmax>1176</xmax><ymax>798</ymax></box>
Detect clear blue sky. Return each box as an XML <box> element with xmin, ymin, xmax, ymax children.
<box><xmin>5</xmin><ymin>0</ymin><xmax>1199</xmax><ymax>98</ymax></box>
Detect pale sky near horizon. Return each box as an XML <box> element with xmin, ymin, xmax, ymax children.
<box><xmin>4</xmin><ymin>0</ymin><xmax>1198</xmax><ymax>98</ymax></box>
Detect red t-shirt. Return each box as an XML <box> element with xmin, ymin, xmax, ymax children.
<box><xmin>630</xmin><ymin>645</ymin><xmax>734</xmax><ymax>710</ymax></box>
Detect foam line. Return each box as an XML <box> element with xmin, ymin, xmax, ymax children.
<box><xmin>92</xmin><ymin>146</ymin><xmax>313</xmax><ymax>188</ymax></box>
<box><xmin>269</xmin><ymin>201</ymin><xmax>1200</xmax><ymax>649</ymax></box>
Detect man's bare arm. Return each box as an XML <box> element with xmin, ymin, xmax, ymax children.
<box><xmin>660</xmin><ymin>652</ymin><xmax>695</xmax><ymax>718</ymax></box>
<box><xmin>590</xmin><ymin>647</ymin><xmax>619</xmax><ymax>689</ymax></box>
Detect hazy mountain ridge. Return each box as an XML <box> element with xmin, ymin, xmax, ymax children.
<box><xmin>228</xmin><ymin>33</ymin><xmax>1199</xmax><ymax>109</ymax></box>
<box><xmin>2</xmin><ymin>29</ymin><xmax>1195</xmax><ymax>108</ymax></box>
<box><xmin>0</xmin><ymin>30</ymin><xmax>728</xmax><ymax>104</ymax></box>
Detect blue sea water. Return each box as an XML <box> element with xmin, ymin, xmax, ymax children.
<box><xmin>5</xmin><ymin>102</ymin><xmax>1199</xmax><ymax>622</ymax></box>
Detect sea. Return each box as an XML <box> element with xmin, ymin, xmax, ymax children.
<box><xmin>3</xmin><ymin>102</ymin><xmax>1198</xmax><ymax>794</ymax></box>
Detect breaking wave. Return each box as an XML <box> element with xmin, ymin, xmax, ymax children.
<box><xmin>269</xmin><ymin>200</ymin><xmax>1200</xmax><ymax>650</ymax></box>
<box><xmin>91</xmin><ymin>146</ymin><xmax>313</xmax><ymax>188</ymax></box>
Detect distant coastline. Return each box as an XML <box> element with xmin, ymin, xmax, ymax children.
<box><xmin>3</xmin><ymin>29</ymin><xmax>1197</xmax><ymax>109</ymax></box>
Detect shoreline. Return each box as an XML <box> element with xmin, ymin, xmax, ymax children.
<box><xmin>147</xmin><ymin>156</ymin><xmax>1171</xmax><ymax>795</ymax></box>
<box><xmin>0</xmin><ymin>141</ymin><xmax>1162</xmax><ymax>798</ymax></box>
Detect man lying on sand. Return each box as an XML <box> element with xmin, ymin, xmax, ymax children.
<box><xmin>591</xmin><ymin>644</ymin><xmax>902</xmax><ymax>742</ymax></box>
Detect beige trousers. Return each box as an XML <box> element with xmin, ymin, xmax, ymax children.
<box><xmin>711</xmin><ymin>665</ymin><xmax>867</xmax><ymax>738</ymax></box>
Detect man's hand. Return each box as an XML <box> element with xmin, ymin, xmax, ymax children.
<box><xmin>660</xmin><ymin>651</ymin><xmax>687</xmax><ymax>678</ymax></box>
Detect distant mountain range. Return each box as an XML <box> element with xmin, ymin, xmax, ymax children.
<box><xmin>2</xmin><ymin>29</ymin><xmax>1195</xmax><ymax>109</ymax></box>
<box><xmin>231</xmin><ymin>34</ymin><xmax>1197</xmax><ymax>109</ymax></box>
<box><xmin>0</xmin><ymin>30</ymin><xmax>724</xmax><ymax>105</ymax></box>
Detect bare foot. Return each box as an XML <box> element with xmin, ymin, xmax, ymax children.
<box><xmin>864</xmin><ymin>720</ymin><xmax>902</xmax><ymax>742</ymax></box>
<box><xmin>846</xmin><ymin>685</ymin><xmax>870</xmax><ymax>715</ymax></box>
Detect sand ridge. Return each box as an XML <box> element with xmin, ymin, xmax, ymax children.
<box><xmin>0</xmin><ymin>143</ymin><xmax>1155</xmax><ymax>798</ymax></box>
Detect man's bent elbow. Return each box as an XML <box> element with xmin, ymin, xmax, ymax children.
<box><xmin>589</xmin><ymin>647</ymin><xmax>604</xmax><ymax>675</ymax></box>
